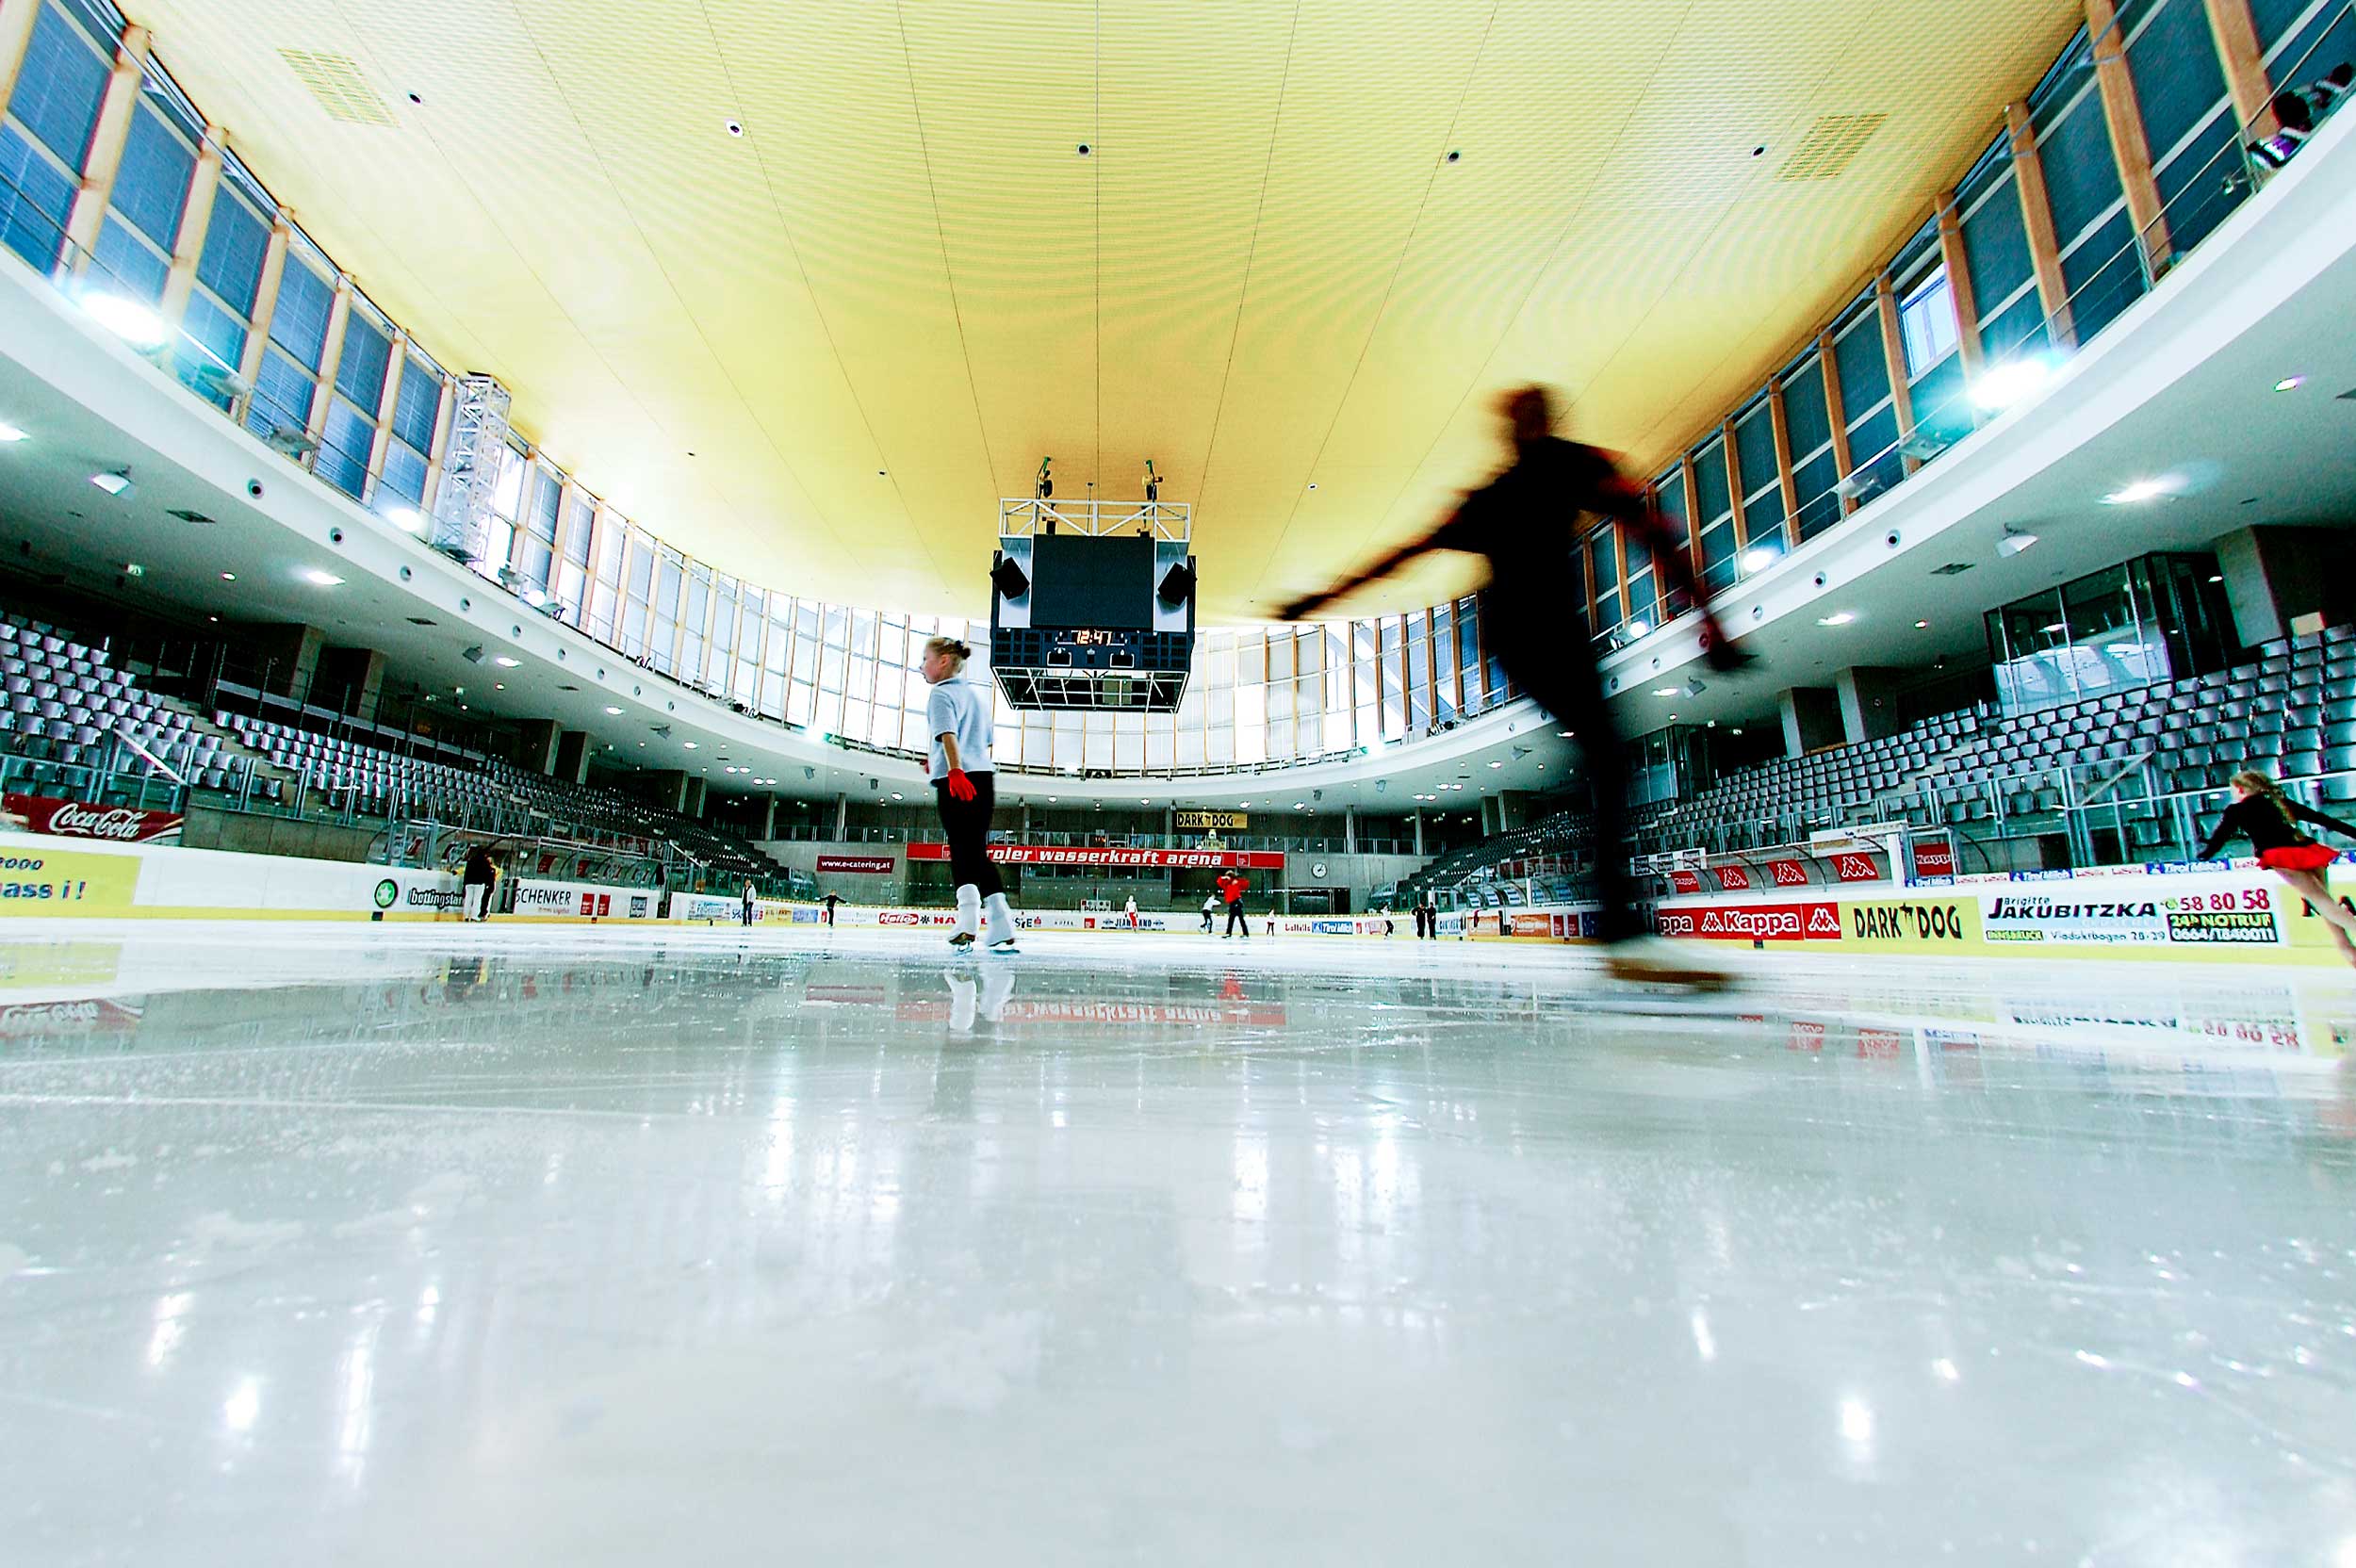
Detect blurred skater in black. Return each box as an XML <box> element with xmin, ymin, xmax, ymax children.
<box><xmin>1280</xmin><ymin>386</ymin><xmax>1754</xmax><ymax>987</ymax></box>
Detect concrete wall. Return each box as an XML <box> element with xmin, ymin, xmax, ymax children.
<box><xmin>180</xmin><ymin>805</ymin><xmax>379</xmax><ymax>863</ymax></box>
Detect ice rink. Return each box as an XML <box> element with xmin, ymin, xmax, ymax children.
<box><xmin>4</xmin><ymin>921</ymin><xmax>2354</xmax><ymax>1564</ymax></box>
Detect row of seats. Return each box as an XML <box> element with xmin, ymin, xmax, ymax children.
<box><xmin>1632</xmin><ymin>625</ymin><xmax>2356</xmax><ymax>857</ymax></box>
<box><xmin>0</xmin><ymin>614</ymin><xmax>244</xmax><ymax>788</ymax></box>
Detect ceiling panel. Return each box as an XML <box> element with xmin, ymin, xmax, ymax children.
<box><xmin>120</xmin><ymin>0</ymin><xmax>2086</xmax><ymax>618</ymax></box>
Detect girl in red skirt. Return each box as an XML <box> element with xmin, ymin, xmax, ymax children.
<box><xmin>2199</xmin><ymin>769</ymin><xmax>2356</xmax><ymax>965</ymax></box>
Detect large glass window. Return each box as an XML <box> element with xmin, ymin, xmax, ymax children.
<box><xmin>0</xmin><ymin>7</ymin><xmax>107</xmax><ymax>270</ymax></box>
<box><xmin>318</xmin><ymin>302</ymin><xmax>390</xmax><ymax>498</ymax></box>
<box><xmin>90</xmin><ymin>84</ymin><xmax>196</xmax><ymax>305</ymax></box>
<box><xmin>1692</xmin><ymin>437</ymin><xmax>1737</xmax><ymax>594</ymax></box>
<box><xmin>244</xmin><ymin>245</ymin><xmax>332</xmax><ymax>446</ymax></box>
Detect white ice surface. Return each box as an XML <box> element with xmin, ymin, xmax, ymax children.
<box><xmin>2</xmin><ymin>922</ymin><xmax>2353</xmax><ymax>1565</ymax></box>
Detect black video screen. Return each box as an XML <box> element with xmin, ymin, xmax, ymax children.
<box><xmin>1029</xmin><ymin>534</ymin><xmax>1154</xmax><ymax>630</ymax></box>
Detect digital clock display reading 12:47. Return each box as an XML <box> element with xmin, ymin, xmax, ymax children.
<box><xmin>1066</xmin><ymin>629</ymin><xmax>1122</xmax><ymax>646</ymax></box>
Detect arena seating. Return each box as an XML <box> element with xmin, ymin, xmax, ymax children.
<box><xmin>218</xmin><ymin>711</ymin><xmax>789</xmax><ymax>886</ymax></box>
<box><xmin>0</xmin><ymin>613</ymin><xmax>255</xmax><ymax>793</ymax></box>
<box><xmin>1637</xmin><ymin>625</ymin><xmax>2356</xmax><ymax>858</ymax></box>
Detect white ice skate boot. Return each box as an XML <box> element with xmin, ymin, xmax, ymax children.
<box><xmin>949</xmin><ymin>884</ymin><xmax>981</xmax><ymax>950</ymax></box>
<box><xmin>983</xmin><ymin>892</ymin><xmax>1019</xmax><ymax>955</ymax></box>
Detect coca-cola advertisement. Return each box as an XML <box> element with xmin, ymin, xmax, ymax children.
<box><xmin>4</xmin><ymin>793</ymin><xmax>183</xmax><ymax>844</ymax></box>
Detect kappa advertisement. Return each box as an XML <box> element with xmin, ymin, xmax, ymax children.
<box><xmin>1657</xmin><ymin>901</ymin><xmax>1842</xmax><ymax>942</ymax></box>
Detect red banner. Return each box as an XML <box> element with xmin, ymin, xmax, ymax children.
<box><xmin>1766</xmin><ymin>858</ymin><xmax>1808</xmax><ymax>887</ymax></box>
<box><xmin>1669</xmin><ymin>869</ymin><xmax>1702</xmax><ymax>894</ymax></box>
<box><xmin>905</xmin><ymin>843</ymin><xmax>1286</xmax><ymax>870</ymax></box>
<box><xmin>1832</xmin><ymin>852</ymin><xmax>1884</xmax><ymax>883</ymax></box>
<box><xmin>1657</xmin><ymin>901</ymin><xmax>1842</xmax><ymax>942</ymax></box>
<box><xmin>816</xmin><ymin>855</ymin><xmax>897</xmax><ymax>874</ymax></box>
<box><xmin>5</xmin><ymin>793</ymin><xmax>182</xmax><ymax>843</ymax></box>
<box><xmin>1913</xmin><ymin>841</ymin><xmax>1955</xmax><ymax>879</ymax></box>
<box><xmin>1714</xmin><ymin>865</ymin><xmax>1753</xmax><ymax>891</ymax></box>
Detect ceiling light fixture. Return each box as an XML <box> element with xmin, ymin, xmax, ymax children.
<box><xmin>90</xmin><ymin>470</ymin><xmax>133</xmax><ymax>497</ymax></box>
<box><xmin>2275</xmin><ymin>376</ymin><xmax>2306</xmax><ymax>392</ymax></box>
<box><xmin>302</xmin><ymin>568</ymin><xmax>342</xmax><ymax>586</ymax></box>
<box><xmin>220</xmin><ymin>571</ymin><xmax>237</xmax><ymax>581</ymax></box>
<box><xmin>2102</xmin><ymin>479</ymin><xmax>2170</xmax><ymax>506</ymax></box>
<box><xmin>682</xmin><ymin>742</ymin><xmax>697</xmax><ymax>749</ymax></box>
<box><xmin>385</xmin><ymin>505</ymin><xmax>425</xmax><ymax>532</ymax></box>
<box><xmin>1997</xmin><ymin>528</ymin><xmax>2039</xmax><ymax>558</ymax></box>
<box><xmin>1653</xmin><ymin>686</ymin><xmax>1680</xmax><ymax>697</ymax></box>
<box><xmin>1817</xmin><ymin>612</ymin><xmax>1857</xmax><ymax>626</ymax></box>
<box><xmin>1914</xmin><ymin>619</ymin><xmax>1929</xmax><ymax>629</ymax></box>
<box><xmin>1741</xmin><ymin>547</ymin><xmax>1776</xmax><ymax>573</ymax></box>
<box><xmin>0</xmin><ymin>421</ymin><xmax>25</xmax><ymax>443</ymax></box>
<box><xmin>604</xmin><ymin>705</ymin><xmax>624</xmax><ymax>714</ymax></box>
<box><xmin>493</xmin><ymin>656</ymin><xmax>519</xmax><ymax>667</ymax></box>
<box><xmin>1625</xmin><ymin>618</ymin><xmax>1650</xmax><ymax>638</ymax></box>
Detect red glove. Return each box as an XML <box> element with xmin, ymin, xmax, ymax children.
<box><xmin>944</xmin><ymin>768</ymin><xmax>976</xmax><ymax>802</ymax></box>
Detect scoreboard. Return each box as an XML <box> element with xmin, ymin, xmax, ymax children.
<box><xmin>989</xmin><ymin>500</ymin><xmax>1195</xmax><ymax>711</ymax></box>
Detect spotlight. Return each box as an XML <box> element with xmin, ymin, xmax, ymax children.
<box><xmin>493</xmin><ymin>656</ymin><xmax>519</xmax><ymax>667</ymax></box>
<box><xmin>0</xmin><ymin>421</ymin><xmax>25</xmax><ymax>443</ymax></box>
<box><xmin>2274</xmin><ymin>376</ymin><xmax>2305</xmax><ymax>392</ymax></box>
<box><xmin>461</xmin><ymin>645</ymin><xmax>485</xmax><ymax>664</ymax></box>
<box><xmin>302</xmin><ymin>568</ymin><xmax>342</xmax><ymax>586</ymax></box>
<box><xmin>1817</xmin><ymin>612</ymin><xmax>1857</xmax><ymax>627</ymax></box>
<box><xmin>2102</xmin><ymin>479</ymin><xmax>2169</xmax><ymax>505</ymax></box>
<box><xmin>1741</xmin><ymin>547</ymin><xmax>1776</xmax><ymax>573</ymax></box>
<box><xmin>90</xmin><ymin>469</ymin><xmax>133</xmax><ymax>497</ymax></box>
<box><xmin>1624</xmin><ymin>618</ymin><xmax>1650</xmax><ymax>638</ymax></box>
<box><xmin>1997</xmin><ymin>528</ymin><xmax>2039</xmax><ymax>558</ymax></box>
<box><xmin>1035</xmin><ymin>456</ymin><xmax>1053</xmax><ymax>500</ymax></box>
<box><xmin>604</xmin><ymin>705</ymin><xmax>624</xmax><ymax>714</ymax></box>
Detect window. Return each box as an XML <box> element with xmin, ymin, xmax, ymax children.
<box><xmin>0</xmin><ymin>8</ymin><xmax>107</xmax><ymax>270</ymax></box>
<box><xmin>377</xmin><ymin>353</ymin><xmax>440</xmax><ymax>507</ymax></box>
<box><xmin>244</xmin><ymin>247</ymin><xmax>332</xmax><ymax>446</ymax></box>
<box><xmin>557</xmin><ymin>492</ymin><xmax>596</xmax><ymax>624</ymax></box>
<box><xmin>515</xmin><ymin>464</ymin><xmax>561</xmax><ymax>592</ymax></box>
<box><xmin>1899</xmin><ymin>268</ymin><xmax>1960</xmax><ymax>376</ymax></box>
<box><xmin>318</xmin><ymin>302</ymin><xmax>391</xmax><ymax>498</ymax></box>
<box><xmin>91</xmin><ymin>89</ymin><xmax>195</xmax><ymax>305</ymax></box>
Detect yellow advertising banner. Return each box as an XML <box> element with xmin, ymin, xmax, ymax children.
<box><xmin>0</xmin><ymin>845</ymin><xmax>141</xmax><ymax>916</ymax></box>
<box><xmin>1176</xmin><ymin>810</ymin><xmax>1249</xmax><ymax>831</ymax></box>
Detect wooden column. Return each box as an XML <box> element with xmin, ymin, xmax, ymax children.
<box><xmin>2004</xmin><ymin>103</ymin><xmax>2076</xmax><ymax>349</ymax></box>
<box><xmin>2086</xmin><ymin>0</ymin><xmax>2173</xmax><ymax>276</ymax></box>
<box><xmin>1720</xmin><ymin>418</ymin><xmax>1748</xmax><ymax>550</ymax></box>
<box><xmin>1768</xmin><ymin>383</ymin><xmax>1803</xmax><ymax>548</ymax></box>
<box><xmin>362</xmin><ymin>330</ymin><xmax>408</xmax><ymax>500</ymax></box>
<box><xmin>159</xmin><ymin>124</ymin><xmax>223</xmax><ymax>332</ymax></box>
<box><xmin>419</xmin><ymin>371</ymin><xmax>455</xmax><ymax>515</ymax></box>
<box><xmin>229</xmin><ymin>211</ymin><xmax>291</xmax><ymax>425</ymax></box>
<box><xmin>1874</xmin><ymin>273</ymin><xmax>1920</xmax><ymax>473</ymax></box>
<box><xmin>0</xmin><ymin>0</ymin><xmax>44</xmax><ymax>129</ymax></box>
<box><xmin>2202</xmin><ymin>0</ymin><xmax>2277</xmax><ymax>134</ymax></box>
<box><xmin>61</xmin><ymin>24</ymin><xmax>154</xmax><ymax>269</ymax></box>
<box><xmin>1934</xmin><ymin>189</ymin><xmax>1986</xmax><ymax>381</ymax></box>
<box><xmin>1819</xmin><ymin>329</ymin><xmax>1858</xmax><ymax>514</ymax></box>
<box><xmin>304</xmin><ymin>273</ymin><xmax>355</xmax><ymax>446</ymax></box>
<box><xmin>1679</xmin><ymin>454</ymin><xmax>1705</xmax><ymax>597</ymax></box>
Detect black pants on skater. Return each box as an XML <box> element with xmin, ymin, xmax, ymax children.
<box><xmin>1225</xmin><ymin>900</ymin><xmax>1249</xmax><ymax>937</ymax></box>
<box><xmin>934</xmin><ymin>770</ymin><xmax>1005</xmax><ymax>900</ymax></box>
<box><xmin>1489</xmin><ymin>609</ymin><xmax>1641</xmax><ymax>944</ymax></box>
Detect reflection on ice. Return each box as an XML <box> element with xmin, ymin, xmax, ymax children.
<box><xmin>0</xmin><ymin>922</ymin><xmax>2349</xmax><ymax>1563</ymax></box>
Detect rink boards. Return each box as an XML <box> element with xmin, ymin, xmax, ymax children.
<box><xmin>8</xmin><ymin>833</ymin><xmax>2356</xmax><ymax>967</ymax></box>
<box><xmin>1647</xmin><ymin>861</ymin><xmax>2356</xmax><ymax>965</ymax></box>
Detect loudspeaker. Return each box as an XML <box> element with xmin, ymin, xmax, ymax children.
<box><xmin>1156</xmin><ymin>562</ymin><xmax>1195</xmax><ymax>604</ymax></box>
<box><xmin>991</xmin><ymin>556</ymin><xmax>1031</xmax><ymax>599</ymax></box>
